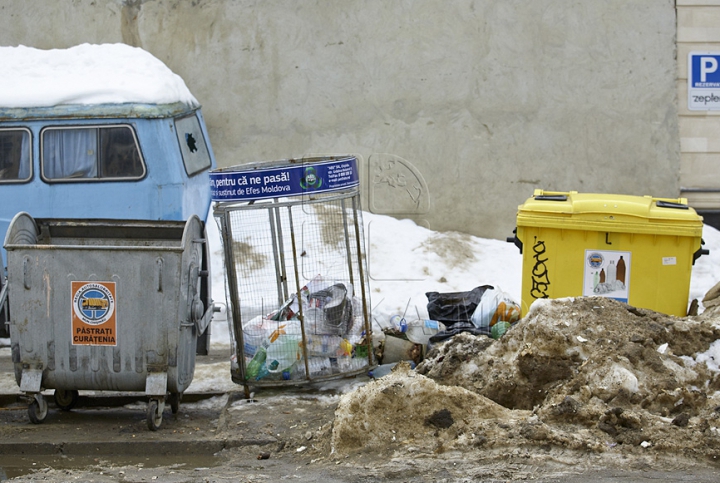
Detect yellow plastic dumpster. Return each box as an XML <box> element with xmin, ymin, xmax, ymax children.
<box><xmin>508</xmin><ymin>190</ymin><xmax>708</xmax><ymax>317</ymax></box>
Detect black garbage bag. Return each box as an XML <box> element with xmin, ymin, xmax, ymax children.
<box><xmin>425</xmin><ymin>285</ymin><xmax>493</xmax><ymax>327</ymax></box>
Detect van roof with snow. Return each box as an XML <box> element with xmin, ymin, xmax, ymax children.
<box><xmin>0</xmin><ymin>43</ymin><xmax>216</xmax><ymax>262</ymax></box>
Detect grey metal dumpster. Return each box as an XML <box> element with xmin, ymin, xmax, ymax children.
<box><xmin>3</xmin><ymin>212</ymin><xmax>213</xmax><ymax>430</ymax></box>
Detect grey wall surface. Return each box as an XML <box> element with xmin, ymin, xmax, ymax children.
<box><xmin>0</xmin><ymin>0</ymin><xmax>679</xmax><ymax>240</ymax></box>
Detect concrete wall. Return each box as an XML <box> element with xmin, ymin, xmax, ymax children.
<box><xmin>0</xmin><ymin>0</ymin><xmax>679</xmax><ymax>240</ymax></box>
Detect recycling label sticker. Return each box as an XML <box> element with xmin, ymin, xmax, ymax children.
<box><xmin>583</xmin><ymin>250</ymin><xmax>631</xmax><ymax>303</ymax></box>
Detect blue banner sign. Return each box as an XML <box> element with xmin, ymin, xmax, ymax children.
<box><xmin>210</xmin><ymin>156</ymin><xmax>359</xmax><ymax>202</ymax></box>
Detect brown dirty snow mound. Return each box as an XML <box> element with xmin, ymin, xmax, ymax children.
<box><xmin>333</xmin><ymin>297</ymin><xmax>720</xmax><ymax>464</ymax></box>
<box><xmin>332</xmin><ymin>361</ymin><xmax>528</xmax><ymax>455</ymax></box>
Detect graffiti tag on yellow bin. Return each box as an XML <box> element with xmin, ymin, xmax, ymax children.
<box><xmin>71</xmin><ymin>281</ymin><xmax>117</xmax><ymax>346</ymax></box>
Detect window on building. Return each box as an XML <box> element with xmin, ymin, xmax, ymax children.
<box><xmin>0</xmin><ymin>128</ymin><xmax>32</xmax><ymax>183</ymax></box>
<box><xmin>41</xmin><ymin>125</ymin><xmax>145</xmax><ymax>181</ymax></box>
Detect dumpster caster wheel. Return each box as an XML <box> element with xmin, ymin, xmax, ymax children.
<box><xmin>147</xmin><ymin>399</ymin><xmax>163</xmax><ymax>431</ymax></box>
<box><xmin>168</xmin><ymin>392</ymin><xmax>180</xmax><ymax>414</ymax></box>
<box><xmin>54</xmin><ymin>389</ymin><xmax>79</xmax><ymax>411</ymax></box>
<box><xmin>28</xmin><ymin>394</ymin><xmax>48</xmax><ymax>424</ymax></box>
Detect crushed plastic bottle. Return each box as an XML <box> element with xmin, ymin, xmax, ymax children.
<box><xmin>293</xmin><ymin>357</ymin><xmax>332</xmax><ymax>379</ymax></box>
<box><xmin>405</xmin><ymin>319</ymin><xmax>445</xmax><ymax>345</ymax></box>
<box><xmin>309</xmin><ymin>357</ymin><xmax>332</xmax><ymax>376</ymax></box>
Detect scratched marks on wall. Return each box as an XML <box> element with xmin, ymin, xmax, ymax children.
<box><xmin>368</xmin><ymin>154</ymin><xmax>429</xmax><ymax>215</ymax></box>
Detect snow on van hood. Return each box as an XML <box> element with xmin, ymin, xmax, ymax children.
<box><xmin>0</xmin><ymin>43</ymin><xmax>198</xmax><ymax>108</ymax></box>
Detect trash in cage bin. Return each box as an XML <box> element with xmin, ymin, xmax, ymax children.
<box><xmin>308</xmin><ymin>283</ymin><xmax>353</xmax><ymax>335</ymax></box>
<box><xmin>210</xmin><ymin>156</ymin><xmax>374</xmax><ymax>387</ymax></box>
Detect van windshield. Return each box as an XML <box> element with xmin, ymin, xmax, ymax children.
<box><xmin>0</xmin><ymin>128</ymin><xmax>32</xmax><ymax>183</ymax></box>
<box><xmin>41</xmin><ymin>125</ymin><xmax>145</xmax><ymax>181</ymax></box>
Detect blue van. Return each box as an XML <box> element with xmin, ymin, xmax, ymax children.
<box><xmin>0</xmin><ymin>101</ymin><xmax>216</xmax><ymax>346</ymax></box>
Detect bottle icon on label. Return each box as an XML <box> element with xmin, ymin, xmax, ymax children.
<box><xmin>617</xmin><ymin>256</ymin><xmax>626</xmax><ymax>285</ymax></box>
<box><xmin>593</xmin><ymin>271</ymin><xmax>599</xmax><ymax>289</ymax></box>
<box><xmin>599</xmin><ymin>268</ymin><xmax>606</xmax><ymax>284</ymax></box>
<box><xmin>607</xmin><ymin>260</ymin><xmax>616</xmax><ymax>284</ymax></box>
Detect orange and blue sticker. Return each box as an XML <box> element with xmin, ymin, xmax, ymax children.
<box><xmin>71</xmin><ymin>281</ymin><xmax>117</xmax><ymax>346</ymax></box>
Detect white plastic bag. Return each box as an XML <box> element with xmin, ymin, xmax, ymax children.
<box><xmin>471</xmin><ymin>286</ymin><xmax>521</xmax><ymax>330</ymax></box>
<box><xmin>265</xmin><ymin>320</ymin><xmax>302</xmax><ymax>374</ymax></box>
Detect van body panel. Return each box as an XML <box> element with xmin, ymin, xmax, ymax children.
<box><xmin>0</xmin><ymin>102</ymin><xmax>215</xmax><ymax>267</ymax></box>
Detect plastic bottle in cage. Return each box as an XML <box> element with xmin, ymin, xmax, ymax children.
<box><xmin>297</xmin><ymin>357</ymin><xmax>332</xmax><ymax>377</ymax></box>
<box><xmin>390</xmin><ymin>315</ymin><xmax>407</xmax><ymax>333</ymax></box>
<box><xmin>310</xmin><ymin>357</ymin><xmax>331</xmax><ymax>376</ymax></box>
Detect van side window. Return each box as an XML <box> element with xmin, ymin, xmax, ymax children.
<box><xmin>175</xmin><ymin>114</ymin><xmax>211</xmax><ymax>176</ymax></box>
<box><xmin>41</xmin><ymin>125</ymin><xmax>145</xmax><ymax>181</ymax></box>
<box><xmin>0</xmin><ymin>128</ymin><xmax>32</xmax><ymax>183</ymax></box>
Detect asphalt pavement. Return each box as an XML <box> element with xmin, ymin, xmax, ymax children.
<box><xmin>0</xmin><ymin>346</ymin><xmax>268</xmax><ymax>479</ymax></box>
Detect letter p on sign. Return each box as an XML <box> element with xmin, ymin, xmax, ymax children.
<box><xmin>702</xmin><ymin>57</ymin><xmax>719</xmax><ymax>82</ymax></box>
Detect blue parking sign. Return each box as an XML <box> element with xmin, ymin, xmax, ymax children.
<box><xmin>688</xmin><ymin>52</ymin><xmax>720</xmax><ymax>110</ymax></box>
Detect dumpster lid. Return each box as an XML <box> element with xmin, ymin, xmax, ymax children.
<box><xmin>516</xmin><ymin>190</ymin><xmax>704</xmax><ymax>236</ymax></box>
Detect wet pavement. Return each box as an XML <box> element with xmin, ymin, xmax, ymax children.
<box><xmin>0</xmin><ymin>345</ymin><xmax>313</xmax><ymax>479</ymax></box>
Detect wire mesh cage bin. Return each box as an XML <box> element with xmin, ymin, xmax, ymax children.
<box><xmin>210</xmin><ymin>156</ymin><xmax>374</xmax><ymax>388</ymax></box>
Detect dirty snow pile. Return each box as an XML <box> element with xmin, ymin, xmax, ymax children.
<box><xmin>0</xmin><ymin>44</ymin><xmax>198</xmax><ymax>108</ymax></box>
<box><xmin>333</xmin><ymin>296</ymin><xmax>720</xmax><ymax>462</ymax></box>
<box><xmin>332</xmin><ymin>362</ymin><xmax>518</xmax><ymax>455</ymax></box>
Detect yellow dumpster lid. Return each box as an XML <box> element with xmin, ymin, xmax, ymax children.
<box><xmin>516</xmin><ymin>190</ymin><xmax>704</xmax><ymax>237</ymax></box>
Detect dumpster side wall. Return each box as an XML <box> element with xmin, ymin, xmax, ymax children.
<box><xmin>6</xmin><ymin>241</ymin><xmax>196</xmax><ymax>393</ymax></box>
<box><xmin>518</xmin><ymin>226</ymin><xmax>702</xmax><ymax>317</ymax></box>
<box><xmin>0</xmin><ymin>0</ymin><xmax>679</xmax><ymax>240</ymax></box>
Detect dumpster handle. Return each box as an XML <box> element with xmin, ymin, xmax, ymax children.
<box><xmin>23</xmin><ymin>257</ymin><xmax>31</xmax><ymax>289</ymax></box>
<box><xmin>656</xmin><ymin>200</ymin><xmax>689</xmax><ymax>210</ymax></box>
<box><xmin>156</xmin><ymin>258</ymin><xmax>163</xmax><ymax>292</ymax></box>
<box><xmin>693</xmin><ymin>238</ymin><xmax>710</xmax><ymax>265</ymax></box>
<box><xmin>605</xmin><ymin>233</ymin><xmax>612</xmax><ymax>245</ymax></box>
<box><xmin>534</xmin><ymin>194</ymin><xmax>568</xmax><ymax>201</ymax></box>
<box><xmin>506</xmin><ymin>228</ymin><xmax>523</xmax><ymax>254</ymax></box>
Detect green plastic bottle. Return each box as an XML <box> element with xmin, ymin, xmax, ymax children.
<box><xmin>246</xmin><ymin>346</ymin><xmax>267</xmax><ymax>380</ymax></box>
